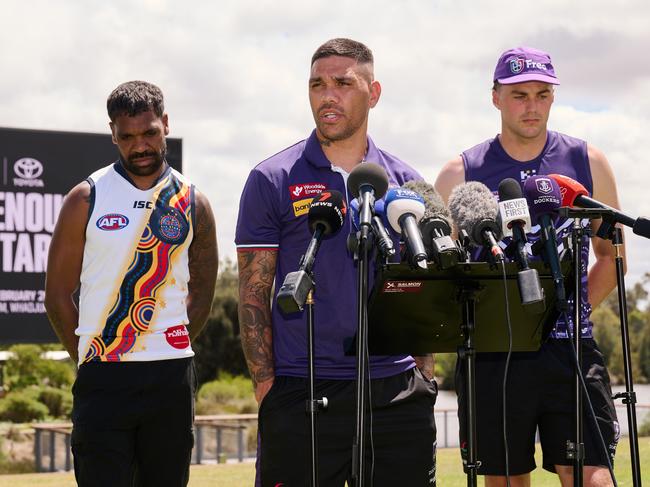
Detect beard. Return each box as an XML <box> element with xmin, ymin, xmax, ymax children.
<box><xmin>122</xmin><ymin>145</ymin><xmax>166</xmax><ymax>176</ymax></box>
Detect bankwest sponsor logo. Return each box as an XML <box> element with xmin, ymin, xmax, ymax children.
<box><xmin>96</xmin><ymin>213</ymin><xmax>129</xmax><ymax>231</ymax></box>
<box><xmin>289</xmin><ymin>183</ymin><xmax>326</xmax><ymax>201</ymax></box>
<box><xmin>293</xmin><ymin>197</ymin><xmax>313</xmax><ymax>217</ymax></box>
<box><xmin>13</xmin><ymin>157</ymin><xmax>45</xmax><ymax>187</ymax></box>
<box><xmin>382</xmin><ymin>280</ymin><xmax>423</xmax><ymax>293</ymax></box>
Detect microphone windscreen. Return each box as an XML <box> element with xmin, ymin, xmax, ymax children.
<box><xmin>308</xmin><ymin>190</ymin><xmax>347</xmax><ymax>235</ymax></box>
<box><xmin>498</xmin><ymin>177</ymin><xmax>524</xmax><ymax>201</ymax></box>
<box><xmin>347</xmin><ymin>163</ymin><xmax>389</xmax><ymax>199</ymax></box>
<box><xmin>548</xmin><ymin>173</ymin><xmax>589</xmax><ymax>207</ymax></box>
<box><xmin>402</xmin><ymin>180</ymin><xmax>451</xmax><ymax>220</ymax></box>
<box><xmin>523</xmin><ymin>176</ymin><xmax>561</xmax><ymax>224</ymax></box>
<box><xmin>448</xmin><ymin>181</ymin><xmax>502</xmax><ymax>245</ymax></box>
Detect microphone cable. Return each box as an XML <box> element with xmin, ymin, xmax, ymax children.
<box><xmin>365</xmin><ymin>325</ymin><xmax>376</xmax><ymax>486</ymax></box>
<box><xmin>498</xmin><ymin>259</ymin><xmax>514</xmax><ymax>487</ymax></box>
<box><xmin>562</xmin><ymin>312</ymin><xmax>618</xmax><ymax>487</ymax></box>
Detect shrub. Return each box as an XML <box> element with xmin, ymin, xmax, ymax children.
<box><xmin>37</xmin><ymin>386</ymin><xmax>73</xmax><ymax>418</ymax></box>
<box><xmin>195</xmin><ymin>374</ymin><xmax>256</xmax><ymax>415</ymax></box>
<box><xmin>0</xmin><ymin>391</ymin><xmax>49</xmax><ymax>422</ymax></box>
<box><xmin>3</xmin><ymin>344</ymin><xmax>74</xmax><ymax>392</ymax></box>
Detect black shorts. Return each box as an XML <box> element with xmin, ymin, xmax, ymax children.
<box><xmin>258</xmin><ymin>368</ymin><xmax>438</xmax><ymax>486</ymax></box>
<box><xmin>456</xmin><ymin>339</ymin><xmax>619</xmax><ymax>475</ymax></box>
<box><xmin>71</xmin><ymin>358</ymin><xmax>196</xmax><ymax>487</ymax></box>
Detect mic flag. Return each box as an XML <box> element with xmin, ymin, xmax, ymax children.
<box><xmin>308</xmin><ymin>190</ymin><xmax>347</xmax><ymax>236</ymax></box>
<box><xmin>497</xmin><ymin>177</ymin><xmax>531</xmax><ymax>237</ymax></box>
<box><xmin>498</xmin><ymin>178</ymin><xmax>545</xmax><ymax>312</ymax></box>
<box><xmin>448</xmin><ymin>181</ymin><xmax>504</xmax><ymax>263</ymax></box>
<box><xmin>384</xmin><ymin>187</ymin><xmax>428</xmax><ymax>268</ymax></box>
<box><xmin>276</xmin><ymin>190</ymin><xmax>346</xmax><ymax>314</ymax></box>
<box><xmin>523</xmin><ymin>175</ymin><xmax>567</xmax><ymax>310</ymax></box>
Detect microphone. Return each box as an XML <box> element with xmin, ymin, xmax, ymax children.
<box><xmin>402</xmin><ymin>180</ymin><xmax>462</xmax><ymax>269</ymax></box>
<box><xmin>548</xmin><ymin>173</ymin><xmax>650</xmax><ymax>239</ymax></box>
<box><xmin>384</xmin><ymin>187</ymin><xmax>428</xmax><ymax>269</ymax></box>
<box><xmin>349</xmin><ymin>198</ymin><xmax>396</xmax><ymax>258</ymax></box>
<box><xmin>347</xmin><ymin>163</ymin><xmax>389</xmax><ymax>242</ymax></box>
<box><xmin>277</xmin><ymin>190</ymin><xmax>347</xmax><ymax>314</ymax></box>
<box><xmin>448</xmin><ymin>181</ymin><xmax>504</xmax><ymax>263</ymax></box>
<box><xmin>498</xmin><ymin>178</ymin><xmax>545</xmax><ymax>312</ymax></box>
<box><xmin>522</xmin><ymin>176</ymin><xmax>568</xmax><ymax>311</ymax></box>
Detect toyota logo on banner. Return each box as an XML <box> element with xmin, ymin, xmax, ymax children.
<box><xmin>13</xmin><ymin>157</ymin><xmax>44</xmax><ymax>187</ymax></box>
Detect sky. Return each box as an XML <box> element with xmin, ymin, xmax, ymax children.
<box><xmin>2</xmin><ymin>0</ymin><xmax>649</xmax><ymax>286</ymax></box>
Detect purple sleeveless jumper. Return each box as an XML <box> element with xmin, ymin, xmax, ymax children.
<box><xmin>462</xmin><ymin>131</ymin><xmax>594</xmax><ymax>338</ymax></box>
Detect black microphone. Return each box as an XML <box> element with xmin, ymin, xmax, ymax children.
<box><xmin>549</xmin><ymin>173</ymin><xmax>650</xmax><ymax>239</ymax></box>
<box><xmin>347</xmin><ymin>163</ymin><xmax>389</xmax><ymax>241</ymax></box>
<box><xmin>448</xmin><ymin>181</ymin><xmax>504</xmax><ymax>263</ymax></box>
<box><xmin>523</xmin><ymin>176</ymin><xmax>568</xmax><ymax>311</ymax></box>
<box><xmin>403</xmin><ymin>180</ymin><xmax>462</xmax><ymax>269</ymax></box>
<box><xmin>277</xmin><ymin>190</ymin><xmax>347</xmax><ymax>314</ymax></box>
<box><xmin>498</xmin><ymin>178</ymin><xmax>545</xmax><ymax>312</ymax></box>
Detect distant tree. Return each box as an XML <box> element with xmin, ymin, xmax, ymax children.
<box><xmin>193</xmin><ymin>259</ymin><xmax>249</xmax><ymax>386</ymax></box>
<box><xmin>3</xmin><ymin>344</ymin><xmax>74</xmax><ymax>391</ymax></box>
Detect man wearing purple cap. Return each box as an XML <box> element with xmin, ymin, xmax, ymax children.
<box><xmin>236</xmin><ymin>38</ymin><xmax>437</xmax><ymax>486</ymax></box>
<box><xmin>436</xmin><ymin>47</ymin><xmax>623</xmax><ymax>486</ymax></box>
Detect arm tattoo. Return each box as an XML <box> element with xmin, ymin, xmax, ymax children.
<box><xmin>237</xmin><ymin>249</ymin><xmax>277</xmax><ymax>386</ymax></box>
<box><xmin>187</xmin><ymin>193</ymin><xmax>218</xmax><ymax>339</ymax></box>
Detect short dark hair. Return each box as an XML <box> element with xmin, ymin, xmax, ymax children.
<box><xmin>107</xmin><ymin>81</ymin><xmax>164</xmax><ymax>122</ymax></box>
<box><xmin>311</xmin><ymin>38</ymin><xmax>374</xmax><ymax>66</ymax></box>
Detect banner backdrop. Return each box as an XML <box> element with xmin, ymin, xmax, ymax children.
<box><xmin>0</xmin><ymin>127</ymin><xmax>182</xmax><ymax>343</ymax></box>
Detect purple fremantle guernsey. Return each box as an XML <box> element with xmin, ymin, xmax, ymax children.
<box><xmin>236</xmin><ymin>130</ymin><xmax>422</xmax><ymax>379</ymax></box>
<box><xmin>462</xmin><ymin>130</ymin><xmax>594</xmax><ymax>339</ymax></box>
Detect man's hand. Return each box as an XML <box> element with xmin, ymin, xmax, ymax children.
<box><xmin>255</xmin><ymin>377</ymin><xmax>275</xmax><ymax>405</ymax></box>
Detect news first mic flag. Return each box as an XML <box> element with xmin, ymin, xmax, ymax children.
<box><xmin>0</xmin><ymin>127</ymin><xmax>182</xmax><ymax>343</ymax></box>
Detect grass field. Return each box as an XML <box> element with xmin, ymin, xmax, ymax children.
<box><xmin>2</xmin><ymin>437</ymin><xmax>648</xmax><ymax>486</ymax></box>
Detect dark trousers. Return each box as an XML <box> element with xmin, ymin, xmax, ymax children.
<box><xmin>258</xmin><ymin>368</ymin><xmax>438</xmax><ymax>486</ymax></box>
<box><xmin>71</xmin><ymin>358</ymin><xmax>196</xmax><ymax>487</ymax></box>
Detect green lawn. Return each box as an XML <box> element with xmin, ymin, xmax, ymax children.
<box><xmin>2</xmin><ymin>437</ymin><xmax>648</xmax><ymax>486</ymax></box>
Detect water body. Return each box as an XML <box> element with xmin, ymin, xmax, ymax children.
<box><xmin>433</xmin><ymin>384</ymin><xmax>650</xmax><ymax>448</ymax></box>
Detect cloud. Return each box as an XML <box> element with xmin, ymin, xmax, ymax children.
<box><xmin>1</xmin><ymin>0</ymin><xmax>649</xmax><ymax>286</ymax></box>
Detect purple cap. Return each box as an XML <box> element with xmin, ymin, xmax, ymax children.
<box><xmin>494</xmin><ymin>46</ymin><xmax>560</xmax><ymax>85</ymax></box>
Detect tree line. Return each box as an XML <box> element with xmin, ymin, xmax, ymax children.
<box><xmin>194</xmin><ymin>263</ymin><xmax>650</xmax><ymax>390</ymax></box>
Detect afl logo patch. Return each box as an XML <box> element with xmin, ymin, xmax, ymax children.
<box><xmin>96</xmin><ymin>213</ymin><xmax>129</xmax><ymax>231</ymax></box>
<box><xmin>150</xmin><ymin>206</ymin><xmax>189</xmax><ymax>244</ymax></box>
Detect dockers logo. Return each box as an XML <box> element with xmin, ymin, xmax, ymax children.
<box><xmin>96</xmin><ymin>213</ymin><xmax>129</xmax><ymax>231</ymax></box>
<box><xmin>535</xmin><ymin>177</ymin><xmax>553</xmax><ymax>194</ymax></box>
<box><xmin>509</xmin><ymin>57</ymin><xmax>525</xmax><ymax>74</ymax></box>
<box><xmin>289</xmin><ymin>182</ymin><xmax>326</xmax><ymax>201</ymax></box>
<box><xmin>13</xmin><ymin>157</ymin><xmax>44</xmax><ymax>187</ymax></box>
<box><xmin>293</xmin><ymin>198</ymin><xmax>314</xmax><ymax>217</ymax></box>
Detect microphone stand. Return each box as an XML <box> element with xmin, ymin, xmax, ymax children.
<box><xmin>351</xmin><ymin>225</ymin><xmax>371</xmax><ymax>487</ymax></box>
<box><xmin>306</xmin><ymin>287</ymin><xmax>328</xmax><ymax>487</ymax></box>
<box><xmin>560</xmin><ymin>208</ymin><xmax>642</xmax><ymax>486</ymax></box>
<box><xmin>568</xmin><ymin>217</ymin><xmax>586</xmax><ymax>487</ymax></box>
<box><xmin>609</xmin><ymin>227</ymin><xmax>642</xmax><ymax>487</ymax></box>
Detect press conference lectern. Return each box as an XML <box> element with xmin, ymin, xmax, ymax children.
<box><xmin>367</xmin><ymin>260</ymin><xmax>571</xmax><ymax>487</ymax></box>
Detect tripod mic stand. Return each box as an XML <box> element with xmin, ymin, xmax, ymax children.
<box><xmin>560</xmin><ymin>207</ymin><xmax>642</xmax><ymax>487</ymax></box>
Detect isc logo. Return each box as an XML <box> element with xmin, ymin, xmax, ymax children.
<box><xmin>133</xmin><ymin>200</ymin><xmax>153</xmax><ymax>209</ymax></box>
<box><xmin>96</xmin><ymin>213</ymin><xmax>129</xmax><ymax>231</ymax></box>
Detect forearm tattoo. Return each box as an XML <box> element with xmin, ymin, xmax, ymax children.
<box><xmin>237</xmin><ymin>250</ymin><xmax>277</xmax><ymax>386</ymax></box>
